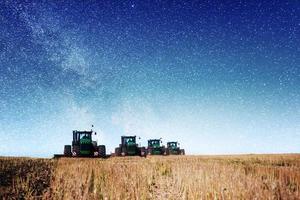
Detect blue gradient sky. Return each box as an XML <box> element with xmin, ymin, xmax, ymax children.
<box><xmin>0</xmin><ymin>1</ymin><xmax>299</xmax><ymax>157</ymax></box>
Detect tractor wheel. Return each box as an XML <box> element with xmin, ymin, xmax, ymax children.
<box><xmin>147</xmin><ymin>147</ymin><xmax>152</xmax><ymax>156</ymax></box>
<box><xmin>72</xmin><ymin>145</ymin><xmax>80</xmax><ymax>157</ymax></box>
<box><xmin>140</xmin><ymin>147</ymin><xmax>146</xmax><ymax>157</ymax></box>
<box><xmin>165</xmin><ymin>148</ymin><xmax>170</xmax><ymax>155</ymax></box>
<box><xmin>64</xmin><ymin>145</ymin><xmax>72</xmax><ymax>156</ymax></box>
<box><xmin>180</xmin><ymin>149</ymin><xmax>185</xmax><ymax>155</ymax></box>
<box><xmin>98</xmin><ymin>145</ymin><xmax>106</xmax><ymax>158</ymax></box>
<box><xmin>162</xmin><ymin>147</ymin><xmax>167</xmax><ymax>156</ymax></box>
<box><xmin>115</xmin><ymin>147</ymin><xmax>121</xmax><ymax>156</ymax></box>
<box><xmin>121</xmin><ymin>146</ymin><xmax>127</xmax><ymax>156</ymax></box>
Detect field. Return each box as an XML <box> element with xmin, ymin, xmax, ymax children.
<box><xmin>1</xmin><ymin>155</ymin><xmax>300</xmax><ymax>199</ymax></box>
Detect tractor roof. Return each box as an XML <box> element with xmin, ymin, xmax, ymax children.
<box><xmin>148</xmin><ymin>139</ymin><xmax>161</xmax><ymax>142</ymax></box>
<box><xmin>121</xmin><ymin>135</ymin><xmax>136</xmax><ymax>138</ymax></box>
<box><xmin>73</xmin><ymin>130</ymin><xmax>93</xmax><ymax>134</ymax></box>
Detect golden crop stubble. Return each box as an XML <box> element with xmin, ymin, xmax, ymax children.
<box><xmin>0</xmin><ymin>157</ymin><xmax>54</xmax><ymax>199</ymax></box>
<box><xmin>49</xmin><ymin>155</ymin><xmax>300</xmax><ymax>199</ymax></box>
<box><xmin>2</xmin><ymin>154</ymin><xmax>300</xmax><ymax>199</ymax></box>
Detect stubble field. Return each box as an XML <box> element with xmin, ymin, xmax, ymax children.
<box><xmin>1</xmin><ymin>154</ymin><xmax>300</xmax><ymax>199</ymax></box>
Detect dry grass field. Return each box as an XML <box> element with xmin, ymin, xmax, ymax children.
<box><xmin>0</xmin><ymin>157</ymin><xmax>54</xmax><ymax>199</ymax></box>
<box><xmin>1</xmin><ymin>154</ymin><xmax>300</xmax><ymax>199</ymax></box>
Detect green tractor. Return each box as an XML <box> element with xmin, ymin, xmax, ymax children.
<box><xmin>166</xmin><ymin>142</ymin><xmax>185</xmax><ymax>155</ymax></box>
<box><xmin>58</xmin><ymin>130</ymin><xmax>106</xmax><ymax>158</ymax></box>
<box><xmin>146</xmin><ymin>139</ymin><xmax>167</xmax><ymax>155</ymax></box>
<box><xmin>115</xmin><ymin>136</ymin><xmax>146</xmax><ymax>157</ymax></box>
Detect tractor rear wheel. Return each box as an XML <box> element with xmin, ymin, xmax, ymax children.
<box><xmin>64</xmin><ymin>145</ymin><xmax>72</xmax><ymax>156</ymax></box>
<box><xmin>98</xmin><ymin>145</ymin><xmax>106</xmax><ymax>158</ymax></box>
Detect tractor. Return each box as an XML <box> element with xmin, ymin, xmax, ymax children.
<box><xmin>166</xmin><ymin>142</ymin><xmax>185</xmax><ymax>155</ymax></box>
<box><xmin>146</xmin><ymin>139</ymin><xmax>167</xmax><ymax>155</ymax></box>
<box><xmin>55</xmin><ymin>130</ymin><xmax>106</xmax><ymax>158</ymax></box>
<box><xmin>114</xmin><ymin>136</ymin><xmax>146</xmax><ymax>157</ymax></box>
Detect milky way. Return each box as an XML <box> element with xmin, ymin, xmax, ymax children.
<box><xmin>0</xmin><ymin>1</ymin><xmax>299</xmax><ymax>157</ymax></box>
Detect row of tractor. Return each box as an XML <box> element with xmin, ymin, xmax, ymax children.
<box><xmin>54</xmin><ymin>130</ymin><xmax>185</xmax><ymax>158</ymax></box>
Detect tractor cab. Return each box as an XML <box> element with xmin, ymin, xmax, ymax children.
<box><xmin>167</xmin><ymin>142</ymin><xmax>178</xmax><ymax>149</ymax></box>
<box><xmin>122</xmin><ymin>136</ymin><xmax>136</xmax><ymax>146</ymax></box>
<box><xmin>148</xmin><ymin>139</ymin><xmax>162</xmax><ymax>148</ymax></box>
<box><xmin>73</xmin><ymin>131</ymin><xmax>93</xmax><ymax>145</ymax></box>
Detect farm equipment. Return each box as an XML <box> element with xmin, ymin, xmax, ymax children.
<box><xmin>54</xmin><ymin>130</ymin><xmax>106</xmax><ymax>158</ymax></box>
<box><xmin>166</xmin><ymin>142</ymin><xmax>185</xmax><ymax>155</ymax></box>
<box><xmin>146</xmin><ymin>139</ymin><xmax>167</xmax><ymax>155</ymax></box>
<box><xmin>114</xmin><ymin>136</ymin><xmax>146</xmax><ymax>157</ymax></box>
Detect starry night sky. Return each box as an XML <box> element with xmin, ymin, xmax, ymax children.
<box><xmin>0</xmin><ymin>0</ymin><xmax>299</xmax><ymax>157</ymax></box>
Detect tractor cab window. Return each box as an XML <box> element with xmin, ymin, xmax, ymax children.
<box><xmin>124</xmin><ymin>137</ymin><xmax>136</xmax><ymax>144</ymax></box>
<box><xmin>149</xmin><ymin>140</ymin><xmax>160</xmax><ymax>146</ymax></box>
<box><xmin>168</xmin><ymin>142</ymin><xmax>177</xmax><ymax>148</ymax></box>
<box><xmin>153</xmin><ymin>140</ymin><xmax>160</xmax><ymax>145</ymax></box>
<box><xmin>80</xmin><ymin>133</ymin><xmax>91</xmax><ymax>140</ymax></box>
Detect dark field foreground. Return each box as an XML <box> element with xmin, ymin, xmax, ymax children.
<box><xmin>0</xmin><ymin>154</ymin><xmax>300</xmax><ymax>199</ymax></box>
